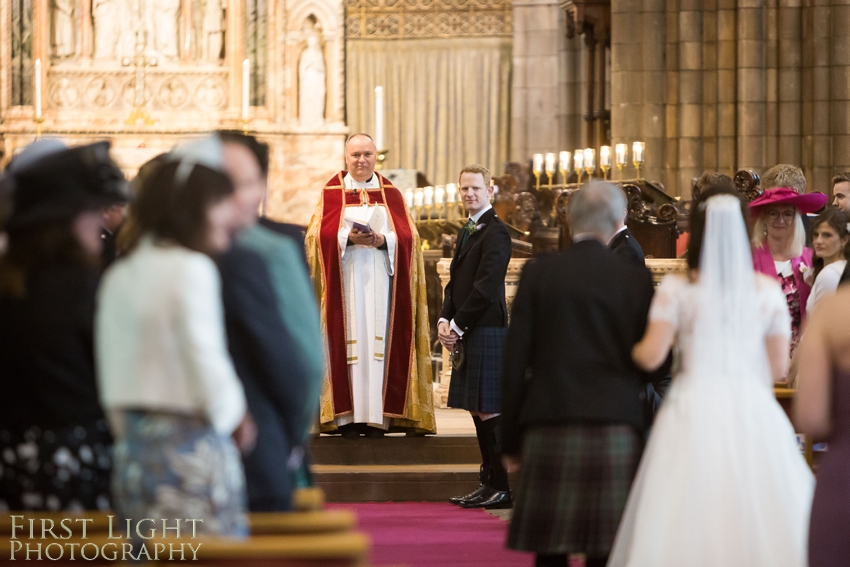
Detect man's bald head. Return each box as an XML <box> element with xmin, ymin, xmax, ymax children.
<box><xmin>345</xmin><ymin>134</ymin><xmax>377</xmax><ymax>182</ymax></box>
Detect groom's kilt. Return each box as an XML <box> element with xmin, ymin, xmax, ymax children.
<box><xmin>447</xmin><ymin>326</ymin><xmax>506</xmax><ymax>413</ymax></box>
<box><xmin>507</xmin><ymin>424</ymin><xmax>642</xmax><ymax>557</ymax></box>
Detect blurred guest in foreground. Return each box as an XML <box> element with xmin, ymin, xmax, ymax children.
<box><xmin>749</xmin><ymin>187</ymin><xmax>827</xmax><ymax>356</ymax></box>
<box><xmin>216</xmin><ymin>131</ymin><xmax>322</xmax><ymax>510</ymax></box>
<box><xmin>0</xmin><ymin>141</ymin><xmax>127</xmax><ymax>511</ymax></box>
<box><xmin>502</xmin><ymin>182</ymin><xmax>655</xmax><ymax>567</ymax></box>
<box><xmin>96</xmin><ymin>138</ymin><xmax>254</xmax><ymax>536</ymax></box>
<box><xmin>795</xmin><ymin>286</ymin><xmax>850</xmax><ymax>567</ymax></box>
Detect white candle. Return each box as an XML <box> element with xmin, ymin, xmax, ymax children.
<box><xmin>242</xmin><ymin>59</ymin><xmax>250</xmax><ymax>120</ymax></box>
<box><xmin>424</xmin><ymin>186</ymin><xmax>434</xmax><ymax>206</ymax></box>
<box><xmin>446</xmin><ymin>183</ymin><xmax>457</xmax><ymax>203</ymax></box>
<box><xmin>34</xmin><ymin>58</ymin><xmax>42</xmax><ymax>119</ymax></box>
<box><xmin>559</xmin><ymin>151</ymin><xmax>570</xmax><ymax>172</ymax></box>
<box><xmin>374</xmin><ymin>86</ymin><xmax>384</xmax><ymax>150</ymax></box>
<box><xmin>583</xmin><ymin>148</ymin><xmax>595</xmax><ymax>170</ymax></box>
<box><xmin>600</xmin><ymin>146</ymin><xmax>611</xmax><ymax>167</ymax></box>
<box><xmin>573</xmin><ymin>149</ymin><xmax>584</xmax><ymax>171</ymax></box>
<box><xmin>615</xmin><ymin>144</ymin><xmax>627</xmax><ymax>165</ymax></box>
<box><xmin>435</xmin><ymin>186</ymin><xmax>445</xmax><ymax>205</ymax></box>
<box><xmin>404</xmin><ymin>189</ymin><xmax>414</xmax><ymax>208</ymax></box>
<box><xmin>414</xmin><ymin>190</ymin><xmax>424</xmax><ymax>207</ymax></box>
<box><xmin>633</xmin><ymin>141</ymin><xmax>645</xmax><ymax>164</ymax></box>
<box><xmin>545</xmin><ymin>153</ymin><xmax>556</xmax><ymax>175</ymax></box>
<box><xmin>532</xmin><ymin>153</ymin><xmax>543</xmax><ymax>174</ymax></box>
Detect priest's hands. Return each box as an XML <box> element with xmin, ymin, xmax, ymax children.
<box><xmin>232</xmin><ymin>412</ymin><xmax>258</xmax><ymax>456</ymax></box>
<box><xmin>438</xmin><ymin>321</ymin><xmax>459</xmax><ymax>350</ymax></box>
<box><xmin>349</xmin><ymin>228</ymin><xmax>385</xmax><ymax>248</ymax></box>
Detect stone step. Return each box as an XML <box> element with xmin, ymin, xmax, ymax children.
<box><xmin>310</xmin><ymin>434</ymin><xmax>481</xmax><ymax>466</ymax></box>
<box><xmin>313</xmin><ymin>464</ymin><xmax>519</xmax><ymax>502</ymax></box>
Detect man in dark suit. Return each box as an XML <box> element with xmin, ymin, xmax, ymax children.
<box><xmin>503</xmin><ymin>181</ymin><xmax>655</xmax><ymax>567</ymax></box>
<box><xmin>258</xmin><ymin>217</ymin><xmax>308</xmax><ymax>267</ymax></box>
<box><xmin>608</xmin><ymin>210</ymin><xmax>670</xmax><ymax>420</ymax></box>
<box><xmin>217</xmin><ymin>133</ymin><xmax>313</xmax><ymax>511</ymax></box>
<box><xmin>438</xmin><ymin>164</ymin><xmax>513</xmax><ymax>510</ymax></box>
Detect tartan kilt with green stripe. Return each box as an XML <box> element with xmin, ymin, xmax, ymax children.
<box><xmin>507</xmin><ymin>424</ymin><xmax>643</xmax><ymax>558</ymax></box>
<box><xmin>447</xmin><ymin>326</ymin><xmax>506</xmax><ymax>413</ymax></box>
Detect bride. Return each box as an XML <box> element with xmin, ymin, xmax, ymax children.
<box><xmin>607</xmin><ymin>183</ymin><xmax>814</xmax><ymax>566</ymax></box>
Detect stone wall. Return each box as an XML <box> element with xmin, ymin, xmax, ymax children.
<box><xmin>611</xmin><ymin>0</ymin><xmax>850</xmax><ymax>197</ymax></box>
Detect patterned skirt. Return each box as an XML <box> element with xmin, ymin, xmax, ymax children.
<box><xmin>507</xmin><ymin>424</ymin><xmax>642</xmax><ymax>558</ymax></box>
<box><xmin>447</xmin><ymin>326</ymin><xmax>506</xmax><ymax>413</ymax></box>
<box><xmin>0</xmin><ymin>419</ymin><xmax>112</xmax><ymax>512</ymax></box>
<box><xmin>111</xmin><ymin>411</ymin><xmax>248</xmax><ymax>538</ymax></box>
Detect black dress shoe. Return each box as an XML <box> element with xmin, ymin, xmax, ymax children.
<box><xmin>449</xmin><ymin>484</ymin><xmax>488</xmax><ymax>506</ymax></box>
<box><xmin>459</xmin><ymin>488</ymin><xmax>512</xmax><ymax>509</ymax></box>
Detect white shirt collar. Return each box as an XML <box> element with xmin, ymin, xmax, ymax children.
<box><xmin>467</xmin><ymin>205</ymin><xmax>493</xmax><ymax>224</ymax></box>
<box><xmin>607</xmin><ymin>225</ymin><xmax>628</xmax><ymax>245</ymax></box>
<box><xmin>344</xmin><ymin>172</ymin><xmax>379</xmax><ymax>189</ymax></box>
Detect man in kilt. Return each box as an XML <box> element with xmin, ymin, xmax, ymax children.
<box><xmin>502</xmin><ymin>182</ymin><xmax>656</xmax><ymax>567</ymax></box>
<box><xmin>438</xmin><ymin>164</ymin><xmax>513</xmax><ymax>509</ymax></box>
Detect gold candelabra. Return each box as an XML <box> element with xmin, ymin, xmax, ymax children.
<box><xmin>376</xmin><ymin>149</ymin><xmax>388</xmax><ymax>171</ymax></box>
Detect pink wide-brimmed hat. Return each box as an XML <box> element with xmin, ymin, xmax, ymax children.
<box><xmin>748</xmin><ymin>186</ymin><xmax>827</xmax><ymax>214</ymax></box>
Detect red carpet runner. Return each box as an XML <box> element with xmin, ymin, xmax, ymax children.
<box><xmin>329</xmin><ymin>502</ymin><xmax>533</xmax><ymax>567</ymax></box>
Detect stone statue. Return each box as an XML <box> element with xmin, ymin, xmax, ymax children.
<box><xmin>52</xmin><ymin>0</ymin><xmax>76</xmax><ymax>59</ymax></box>
<box><xmin>93</xmin><ymin>0</ymin><xmax>120</xmax><ymax>59</ymax></box>
<box><xmin>298</xmin><ymin>34</ymin><xmax>326</xmax><ymax>125</ymax></box>
<box><xmin>149</xmin><ymin>0</ymin><xmax>180</xmax><ymax>60</ymax></box>
<box><xmin>202</xmin><ymin>0</ymin><xmax>224</xmax><ymax>62</ymax></box>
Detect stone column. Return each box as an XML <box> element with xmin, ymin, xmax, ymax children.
<box><xmin>805</xmin><ymin>2</ymin><xmax>831</xmax><ymax>191</ymax></box>
<box><xmin>701</xmin><ymin>3</ymin><xmax>718</xmax><ymax>173</ymax></box>
<box><xmin>717</xmin><ymin>0</ymin><xmax>737</xmax><ymax>175</ymax></box>
<box><xmin>79</xmin><ymin>0</ymin><xmax>92</xmax><ymax>59</ymax></box>
<box><xmin>777</xmin><ymin>0</ymin><xmax>802</xmax><ymax>165</ymax></box>
<box><xmin>737</xmin><ymin>0</ymin><xmax>766</xmax><ymax>172</ymax></box>
<box><xmin>663</xmin><ymin>2</ymin><xmax>679</xmax><ymax>190</ymax></box>
<box><xmin>677</xmin><ymin>1</ymin><xmax>703</xmax><ymax>193</ymax></box>
<box><xmin>611</xmin><ymin>0</ymin><xmax>643</xmax><ymax>179</ymax></box>
<box><xmin>227</xmin><ymin>0</ymin><xmax>244</xmax><ymax>111</ymax></box>
<box><xmin>832</xmin><ymin>0</ymin><xmax>850</xmax><ymax>173</ymax></box>
<box><xmin>558</xmin><ymin>23</ymin><xmax>583</xmax><ymax>152</ymax></box>
<box><xmin>511</xmin><ymin>0</ymin><xmax>562</xmax><ymax>161</ymax></box>
<box><xmin>764</xmin><ymin>0</ymin><xmax>778</xmax><ymax>164</ymax></box>
<box><xmin>640</xmin><ymin>0</ymin><xmax>665</xmax><ymax>187</ymax></box>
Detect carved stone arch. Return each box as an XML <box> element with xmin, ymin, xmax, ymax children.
<box><xmin>288</xmin><ymin>2</ymin><xmax>339</xmax><ymax>34</ymax></box>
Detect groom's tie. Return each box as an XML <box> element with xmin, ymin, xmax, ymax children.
<box><xmin>459</xmin><ymin>218</ymin><xmax>475</xmax><ymax>250</ymax></box>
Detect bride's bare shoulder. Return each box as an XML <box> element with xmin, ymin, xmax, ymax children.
<box><xmin>753</xmin><ymin>272</ymin><xmax>781</xmax><ymax>291</ymax></box>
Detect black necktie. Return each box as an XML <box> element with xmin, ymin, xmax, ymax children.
<box><xmin>459</xmin><ymin>218</ymin><xmax>475</xmax><ymax>250</ymax></box>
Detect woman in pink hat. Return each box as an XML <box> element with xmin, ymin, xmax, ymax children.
<box><xmin>749</xmin><ymin>187</ymin><xmax>827</xmax><ymax>357</ymax></box>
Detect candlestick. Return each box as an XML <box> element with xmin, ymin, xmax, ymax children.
<box><xmin>532</xmin><ymin>153</ymin><xmax>543</xmax><ymax>190</ymax></box>
<box><xmin>633</xmin><ymin>141</ymin><xmax>645</xmax><ymax>179</ymax></box>
<box><xmin>374</xmin><ymin>86</ymin><xmax>384</xmax><ymax>150</ymax></box>
<box><xmin>404</xmin><ymin>189</ymin><xmax>414</xmax><ymax>208</ymax></box>
<box><xmin>558</xmin><ymin>151</ymin><xmax>570</xmax><ymax>183</ymax></box>
<box><xmin>544</xmin><ymin>153</ymin><xmax>556</xmax><ymax>175</ymax></box>
<box><xmin>583</xmin><ymin>148</ymin><xmax>595</xmax><ymax>175</ymax></box>
<box><xmin>600</xmin><ymin>146</ymin><xmax>611</xmax><ymax>180</ymax></box>
<box><xmin>615</xmin><ymin>143</ymin><xmax>627</xmax><ymax>180</ymax></box>
<box><xmin>574</xmin><ymin>149</ymin><xmax>584</xmax><ymax>184</ymax></box>
<box><xmin>435</xmin><ymin>185</ymin><xmax>445</xmax><ymax>205</ymax></box>
<box><xmin>34</xmin><ymin>58</ymin><xmax>42</xmax><ymax>120</ymax></box>
<box><xmin>446</xmin><ymin>183</ymin><xmax>457</xmax><ymax>203</ymax></box>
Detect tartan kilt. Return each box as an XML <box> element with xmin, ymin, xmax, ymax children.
<box><xmin>447</xmin><ymin>326</ymin><xmax>506</xmax><ymax>413</ymax></box>
<box><xmin>507</xmin><ymin>424</ymin><xmax>642</xmax><ymax>558</ymax></box>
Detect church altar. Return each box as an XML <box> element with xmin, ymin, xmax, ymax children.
<box><xmin>1</xmin><ymin>0</ymin><xmax>348</xmax><ymax>224</ymax></box>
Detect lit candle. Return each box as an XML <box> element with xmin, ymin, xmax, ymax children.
<box><xmin>532</xmin><ymin>153</ymin><xmax>543</xmax><ymax>175</ymax></box>
<box><xmin>414</xmin><ymin>189</ymin><xmax>424</xmax><ymax>207</ymax></box>
<box><xmin>573</xmin><ymin>149</ymin><xmax>584</xmax><ymax>171</ymax></box>
<box><xmin>615</xmin><ymin>144</ymin><xmax>627</xmax><ymax>165</ymax></box>
<box><xmin>34</xmin><ymin>58</ymin><xmax>42</xmax><ymax>119</ymax></box>
<box><xmin>374</xmin><ymin>86</ymin><xmax>384</xmax><ymax>150</ymax></box>
<box><xmin>545</xmin><ymin>152</ymin><xmax>556</xmax><ymax>175</ymax></box>
<box><xmin>583</xmin><ymin>148</ymin><xmax>595</xmax><ymax>170</ymax></box>
<box><xmin>424</xmin><ymin>186</ymin><xmax>434</xmax><ymax>206</ymax></box>
<box><xmin>559</xmin><ymin>151</ymin><xmax>570</xmax><ymax>172</ymax></box>
<box><xmin>435</xmin><ymin>185</ymin><xmax>445</xmax><ymax>205</ymax></box>
<box><xmin>404</xmin><ymin>189</ymin><xmax>414</xmax><ymax>208</ymax></box>
<box><xmin>242</xmin><ymin>58</ymin><xmax>250</xmax><ymax>120</ymax></box>
<box><xmin>600</xmin><ymin>146</ymin><xmax>611</xmax><ymax>167</ymax></box>
<box><xmin>632</xmin><ymin>141</ymin><xmax>645</xmax><ymax>164</ymax></box>
<box><xmin>446</xmin><ymin>183</ymin><xmax>457</xmax><ymax>203</ymax></box>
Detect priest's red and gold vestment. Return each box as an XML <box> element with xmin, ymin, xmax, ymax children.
<box><xmin>305</xmin><ymin>172</ymin><xmax>435</xmax><ymax>433</ymax></box>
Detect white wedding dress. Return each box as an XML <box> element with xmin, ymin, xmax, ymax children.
<box><xmin>608</xmin><ymin>196</ymin><xmax>814</xmax><ymax>567</ymax></box>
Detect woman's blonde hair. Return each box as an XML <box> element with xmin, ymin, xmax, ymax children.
<box><xmin>751</xmin><ymin>208</ymin><xmax>806</xmax><ymax>258</ymax></box>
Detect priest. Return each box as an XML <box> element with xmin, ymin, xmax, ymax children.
<box><xmin>305</xmin><ymin>134</ymin><xmax>435</xmax><ymax>437</ymax></box>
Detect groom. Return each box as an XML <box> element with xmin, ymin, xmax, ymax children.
<box><xmin>502</xmin><ymin>181</ymin><xmax>656</xmax><ymax>567</ymax></box>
